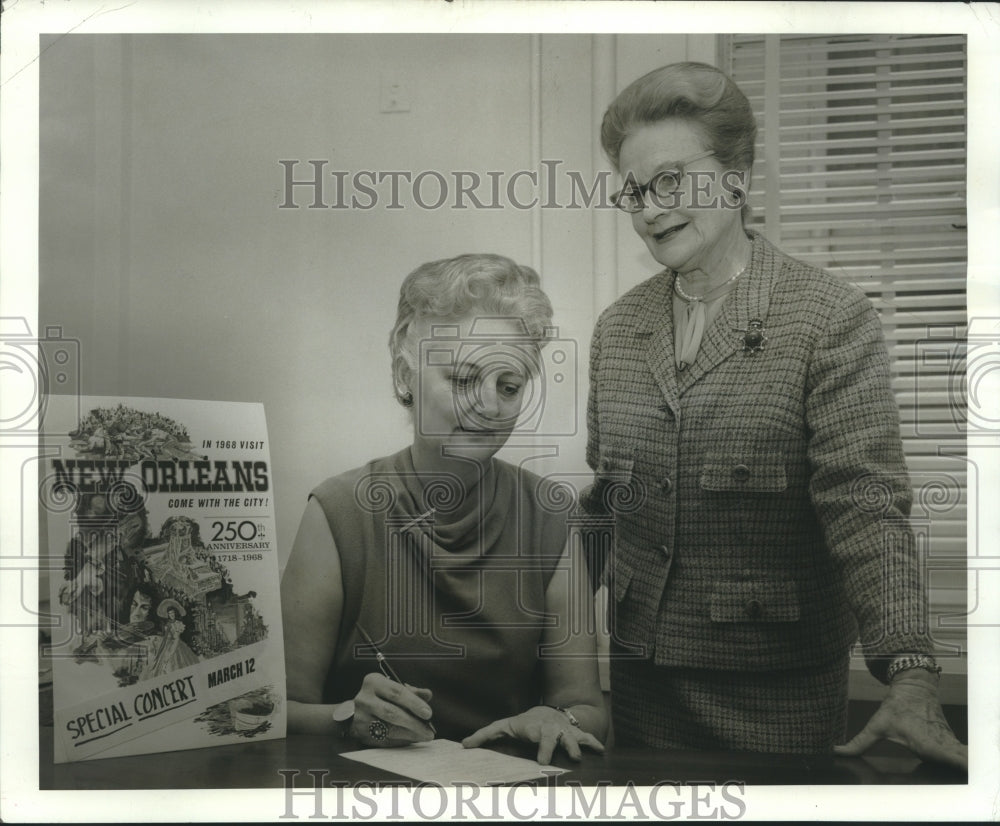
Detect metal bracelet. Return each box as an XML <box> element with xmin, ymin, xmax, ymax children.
<box><xmin>547</xmin><ymin>705</ymin><xmax>580</xmax><ymax>727</ymax></box>
<box><xmin>887</xmin><ymin>653</ymin><xmax>941</xmax><ymax>682</ymax></box>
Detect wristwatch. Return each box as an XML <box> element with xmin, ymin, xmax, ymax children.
<box><xmin>332</xmin><ymin>700</ymin><xmax>355</xmax><ymax>737</ymax></box>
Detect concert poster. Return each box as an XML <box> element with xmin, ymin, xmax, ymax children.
<box><xmin>40</xmin><ymin>395</ymin><xmax>285</xmax><ymax>762</ymax></box>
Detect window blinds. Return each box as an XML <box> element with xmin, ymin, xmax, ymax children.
<box><xmin>727</xmin><ymin>34</ymin><xmax>968</xmax><ymax>666</ymax></box>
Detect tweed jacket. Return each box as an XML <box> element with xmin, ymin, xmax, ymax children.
<box><xmin>586</xmin><ymin>231</ymin><xmax>932</xmax><ymax>681</ymax></box>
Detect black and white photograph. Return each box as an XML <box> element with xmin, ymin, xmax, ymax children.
<box><xmin>1</xmin><ymin>0</ymin><xmax>997</xmax><ymax>821</ymax></box>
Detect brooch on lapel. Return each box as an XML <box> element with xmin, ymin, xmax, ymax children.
<box><xmin>742</xmin><ymin>319</ymin><xmax>768</xmax><ymax>355</ymax></box>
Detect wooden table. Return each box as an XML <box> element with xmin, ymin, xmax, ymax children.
<box><xmin>40</xmin><ymin>729</ymin><xmax>966</xmax><ymax>789</ymax></box>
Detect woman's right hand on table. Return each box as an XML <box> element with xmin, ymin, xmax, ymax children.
<box><xmin>349</xmin><ymin>672</ymin><xmax>436</xmax><ymax>747</ymax></box>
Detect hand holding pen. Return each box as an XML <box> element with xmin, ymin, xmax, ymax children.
<box><xmin>348</xmin><ymin>624</ymin><xmax>436</xmax><ymax>746</ymax></box>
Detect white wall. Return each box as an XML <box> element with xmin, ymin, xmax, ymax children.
<box><xmin>40</xmin><ymin>33</ymin><xmax>714</xmax><ymax>570</ymax></box>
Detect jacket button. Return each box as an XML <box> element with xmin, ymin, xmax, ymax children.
<box><xmin>660</xmin><ymin>476</ymin><xmax>672</xmax><ymax>493</ymax></box>
<box><xmin>732</xmin><ymin>464</ymin><xmax>751</xmax><ymax>482</ymax></box>
<box><xmin>745</xmin><ymin>599</ymin><xmax>763</xmax><ymax>619</ymax></box>
<box><xmin>597</xmin><ymin>458</ymin><xmax>611</xmax><ymax>474</ymax></box>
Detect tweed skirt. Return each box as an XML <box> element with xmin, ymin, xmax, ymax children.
<box><xmin>610</xmin><ymin>644</ymin><xmax>851</xmax><ymax>753</ymax></box>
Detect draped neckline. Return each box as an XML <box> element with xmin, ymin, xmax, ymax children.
<box><xmin>388</xmin><ymin>447</ymin><xmax>510</xmax><ymax>555</ymax></box>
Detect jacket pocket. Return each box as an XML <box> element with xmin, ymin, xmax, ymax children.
<box><xmin>699</xmin><ymin>453</ymin><xmax>788</xmax><ymax>492</ymax></box>
<box><xmin>709</xmin><ymin>580</ymin><xmax>801</xmax><ymax>623</ymax></box>
<box><xmin>595</xmin><ymin>446</ymin><xmax>634</xmax><ymax>482</ymax></box>
<box><xmin>582</xmin><ymin>447</ymin><xmax>639</xmax><ymax>515</ymax></box>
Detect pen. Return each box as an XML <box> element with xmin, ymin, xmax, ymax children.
<box><xmin>356</xmin><ymin>623</ymin><xmax>437</xmax><ymax>735</ymax></box>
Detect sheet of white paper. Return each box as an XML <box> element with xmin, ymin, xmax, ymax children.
<box><xmin>340</xmin><ymin>739</ymin><xmax>566</xmax><ymax>786</ymax></box>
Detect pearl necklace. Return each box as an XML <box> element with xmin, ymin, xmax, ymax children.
<box><xmin>673</xmin><ymin>264</ymin><xmax>747</xmax><ymax>303</ymax></box>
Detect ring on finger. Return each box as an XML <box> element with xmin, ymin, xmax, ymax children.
<box><xmin>369</xmin><ymin>718</ymin><xmax>389</xmax><ymax>743</ymax></box>
<box><xmin>556</xmin><ymin>728</ymin><xmax>567</xmax><ymax>744</ymax></box>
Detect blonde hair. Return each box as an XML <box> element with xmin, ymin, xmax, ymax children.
<box><xmin>388</xmin><ymin>254</ymin><xmax>553</xmax><ymax>406</ymax></box>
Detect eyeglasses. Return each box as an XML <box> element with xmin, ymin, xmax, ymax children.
<box><xmin>612</xmin><ymin>150</ymin><xmax>716</xmax><ymax>213</ymax></box>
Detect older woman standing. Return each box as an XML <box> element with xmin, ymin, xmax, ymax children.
<box><xmin>282</xmin><ymin>253</ymin><xmax>606</xmax><ymax>763</ymax></box>
<box><xmin>587</xmin><ymin>61</ymin><xmax>965</xmax><ymax>767</ymax></box>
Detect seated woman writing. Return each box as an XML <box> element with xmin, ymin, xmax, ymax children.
<box><xmin>281</xmin><ymin>253</ymin><xmax>606</xmax><ymax>763</ymax></box>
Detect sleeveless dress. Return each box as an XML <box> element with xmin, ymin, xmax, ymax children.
<box><xmin>310</xmin><ymin>448</ymin><xmax>567</xmax><ymax>741</ymax></box>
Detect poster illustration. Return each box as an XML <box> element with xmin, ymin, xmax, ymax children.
<box><xmin>41</xmin><ymin>396</ymin><xmax>286</xmax><ymax>762</ymax></box>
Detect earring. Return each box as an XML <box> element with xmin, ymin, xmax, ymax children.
<box><xmin>399</xmin><ymin>391</ymin><xmax>413</xmax><ymax>407</ymax></box>
<box><xmin>729</xmin><ymin>187</ymin><xmax>746</xmax><ymax>206</ymax></box>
